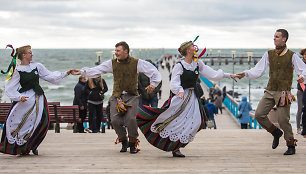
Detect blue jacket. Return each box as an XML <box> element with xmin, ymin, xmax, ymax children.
<box><xmin>205</xmin><ymin>102</ymin><xmax>218</xmax><ymax>120</ymax></box>
<box><xmin>238</xmin><ymin>95</ymin><xmax>252</xmax><ymax>124</ymax></box>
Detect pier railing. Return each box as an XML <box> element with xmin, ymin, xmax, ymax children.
<box><xmin>200</xmin><ymin>76</ymin><xmax>262</xmax><ymax>129</ymax></box>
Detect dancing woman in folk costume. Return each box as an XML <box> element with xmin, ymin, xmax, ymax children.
<box><xmin>0</xmin><ymin>45</ymin><xmax>73</xmax><ymax>155</ymax></box>
<box><xmin>137</xmin><ymin>37</ymin><xmax>237</xmax><ymax>157</ymax></box>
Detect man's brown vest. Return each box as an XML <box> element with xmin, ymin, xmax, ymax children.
<box><xmin>266</xmin><ymin>49</ymin><xmax>294</xmax><ymax>91</ymax></box>
<box><xmin>112</xmin><ymin>57</ymin><xmax>138</xmax><ymax>97</ymax></box>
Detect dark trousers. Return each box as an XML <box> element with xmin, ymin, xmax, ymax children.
<box><xmin>302</xmin><ymin>89</ymin><xmax>306</xmax><ymax>134</ymax></box>
<box><xmin>141</xmin><ymin>96</ymin><xmax>158</xmax><ymax>107</ymax></box>
<box><xmin>88</xmin><ymin>103</ymin><xmax>103</xmax><ymax>133</ymax></box>
<box><xmin>76</xmin><ymin>108</ymin><xmax>87</xmax><ymax>133</ymax></box>
<box><xmin>218</xmin><ymin>107</ymin><xmax>223</xmax><ymax>114</ymax></box>
<box><xmin>241</xmin><ymin>123</ymin><xmax>248</xmax><ymax>129</ymax></box>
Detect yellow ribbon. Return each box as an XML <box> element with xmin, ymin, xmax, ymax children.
<box><xmin>193</xmin><ymin>51</ymin><xmax>199</xmax><ymax>62</ymax></box>
<box><xmin>5</xmin><ymin>59</ymin><xmax>18</xmax><ymax>82</ymax></box>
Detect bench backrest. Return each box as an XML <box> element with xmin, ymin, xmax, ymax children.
<box><xmin>0</xmin><ymin>103</ymin><xmax>12</xmax><ymax>124</ymax></box>
<box><xmin>48</xmin><ymin>102</ymin><xmax>60</xmax><ymax>122</ymax></box>
<box><xmin>57</xmin><ymin>105</ymin><xmax>79</xmax><ymax>123</ymax></box>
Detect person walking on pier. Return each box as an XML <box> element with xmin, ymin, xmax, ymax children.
<box><xmin>85</xmin><ymin>75</ymin><xmax>108</xmax><ymax>133</ymax></box>
<box><xmin>299</xmin><ymin>48</ymin><xmax>306</xmax><ymax>138</ymax></box>
<box><xmin>0</xmin><ymin>45</ymin><xmax>73</xmax><ymax>156</ymax></box>
<box><xmin>235</xmin><ymin>29</ymin><xmax>306</xmax><ymax>155</ymax></box>
<box><xmin>72</xmin><ymin>41</ymin><xmax>161</xmax><ymax>154</ymax></box>
<box><xmin>73</xmin><ymin>75</ymin><xmax>88</xmax><ymax>133</ymax></box>
<box><xmin>296</xmin><ymin>48</ymin><xmax>306</xmax><ymax>134</ymax></box>
<box><xmin>138</xmin><ymin>60</ymin><xmax>162</xmax><ymax>108</ymax></box>
<box><xmin>237</xmin><ymin>95</ymin><xmax>252</xmax><ymax>129</ymax></box>
<box><xmin>137</xmin><ymin>38</ymin><xmax>237</xmax><ymax>157</ymax></box>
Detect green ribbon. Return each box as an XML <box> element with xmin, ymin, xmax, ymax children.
<box><xmin>193</xmin><ymin>35</ymin><xmax>199</xmax><ymax>43</ymax></box>
<box><xmin>1</xmin><ymin>54</ymin><xmax>17</xmax><ymax>75</ymax></box>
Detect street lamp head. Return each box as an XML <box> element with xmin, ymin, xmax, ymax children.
<box><xmin>231</xmin><ymin>50</ymin><xmax>236</xmax><ymax>59</ymax></box>
<box><xmin>245</xmin><ymin>51</ymin><xmax>254</xmax><ymax>62</ymax></box>
<box><xmin>111</xmin><ymin>50</ymin><xmax>116</xmax><ymax>59</ymax></box>
<box><xmin>95</xmin><ymin>51</ymin><xmax>103</xmax><ymax>57</ymax></box>
<box><xmin>217</xmin><ymin>50</ymin><xmax>221</xmax><ymax>57</ymax></box>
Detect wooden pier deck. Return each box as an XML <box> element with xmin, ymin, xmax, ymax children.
<box><xmin>1</xmin><ymin>129</ymin><xmax>305</xmax><ymax>174</ymax></box>
<box><xmin>1</xmin><ymin>60</ymin><xmax>306</xmax><ymax>174</ymax></box>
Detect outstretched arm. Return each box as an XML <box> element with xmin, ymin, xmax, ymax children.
<box><xmin>240</xmin><ymin>52</ymin><xmax>269</xmax><ymax>80</ymax></box>
<box><xmin>37</xmin><ymin>63</ymin><xmax>69</xmax><ymax>84</ymax></box>
<box><xmin>73</xmin><ymin>60</ymin><xmax>113</xmax><ymax>78</ymax></box>
<box><xmin>198</xmin><ymin>60</ymin><xmax>231</xmax><ymax>81</ymax></box>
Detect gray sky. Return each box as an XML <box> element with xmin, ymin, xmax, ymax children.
<box><xmin>1</xmin><ymin>0</ymin><xmax>306</xmax><ymax>48</ymax></box>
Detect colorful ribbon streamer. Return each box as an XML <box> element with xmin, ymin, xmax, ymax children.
<box><xmin>1</xmin><ymin>45</ymin><xmax>18</xmax><ymax>81</ymax></box>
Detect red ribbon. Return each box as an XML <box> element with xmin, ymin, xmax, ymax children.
<box><xmin>300</xmin><ymin>83</ymin><xmax>305</xmax><ymax>91</ymax></box>
<box><xmin>6</xmin><ymin>44</ymin><xmax>15</xmax><ymax>57</ymax></box>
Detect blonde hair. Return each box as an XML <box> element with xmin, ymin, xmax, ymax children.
<box><xmin>16</xmin><ymin>45</ymin><xmax>31</xmax><ymax>60</ymax></box>
<box><xmin>179</xmin><ymin>41</ymin><xmax>193</xmax><ymax>56</ymax></box>
<box><xmin>88</xmin><ymin>75</ymin><xmax>104</xmax><ymax>89</ymax></box>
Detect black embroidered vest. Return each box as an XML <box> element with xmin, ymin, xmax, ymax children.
<box><xmin>18</xmin><ymin>67</ymin><xmax>44</xmax><ymax>95</ymax></box>
<box><xmin>179</xmin><ymin>62</ymin><xmax>201</xmax><ymax>97</ymax></box>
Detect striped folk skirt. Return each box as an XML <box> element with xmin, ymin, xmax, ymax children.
<box><xmin>137</xmin><ymin>92</ymin><xmax>207</xmax><ymax>152</ymax></box>
<box><xmin>0</xmin><ymin>96</ymin><xmax>50</xmax><ymax>155</ymax></box>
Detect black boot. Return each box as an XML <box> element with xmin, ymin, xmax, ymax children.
<box><xmin>284</xmin><ymin>146</ymin><xmax>295</xmax><ymax>155</ymax></box>
<box><xmin>120</xmin><ymin>140</ymin><xmax>128</xmax><ymax>152</ymax></box>
<box><xmin>129</xmin><ymin>142</ymin><xmax>138</xmax><ymax>154</ymax></box>
<box><xmin>172</xmin><ymin>149</ymin><xmax>185</xmax><ymax>157</ymax></box>
<box><xmin>271</xmin><ymin>128</ymin><xmax>283</xmax><ymax>149</ymax></box>
<box><xmin>32</xmin><ymin>149</ymin><xmax>38</xmax><ymax>155</ymax></box>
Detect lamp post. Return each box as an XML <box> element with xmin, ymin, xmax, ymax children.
<box><xmin>218</xmin><ymin>50</ymin><xmax>221</xmax><ymax>86</ymax></box>
<box><xmin>231</xmin><ymin>50</ymin><xmax>236</xmax><ymax>98</ymax></box>
<box><xmin>95</xmin><ymin>51</ymin><xmax>103</xmax><ymax>65</ymax></box>
<box><xmin>246</xmin><ymin>51</ymin><xmax>254</xmax><ymax>103</ymax></box>
<box><xmin>111</xmin><ymin>51</ymin><xmax>116</xmax><ymax>59</ymax></box>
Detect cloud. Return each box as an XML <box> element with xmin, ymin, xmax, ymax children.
<box><xmin>0</xmin><ymin>0</ymin><xmax>305</xmax><ymax>48</ymax></box>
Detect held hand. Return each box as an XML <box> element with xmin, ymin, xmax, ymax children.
<box><xmin>297</xmin><ymin>75</ymin><xmax>304</xmax><ymax>83</ymax></box>
<box><xmin>66</xmin><ymin>69</ymin><xmax>73</xmax><ymax>75</ymax></box>
<box><xmin>236</xmin><ymin>72</ymin><xmax>245</xmax><ymax>79</ymax></box>
<box><xmin>145</xmin><ymin>85</ymin><xmax>155</xmax><ymax>94</ymax></box>
<box><xmin>230</xmin><ymin>74</ymin><xmax>238</xmax><ymax>82</ymax></box>
<box><xmin>71</xmin><ymin>69</ymin><xmax>81</xmax><ymax>75</ymax></box>
<box><xmin>20</xmin><ymin>96</ymin><xmax>29</xmax><ymax>102</ymax></box>
<box><xmin>177</xmin><ymin>92</ymin><xmax>184</xmax><ymax>99</ymax></box>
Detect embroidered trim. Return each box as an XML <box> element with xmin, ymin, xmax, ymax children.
<box><xmin>154</xmin><ymin>90</ymin><xmax>192</xmax><ymax>132</ymax></box>
<box><xmin>277</xmin><ymin>91</ymin><xmax>295</xmax><ymax>106</ymax></box>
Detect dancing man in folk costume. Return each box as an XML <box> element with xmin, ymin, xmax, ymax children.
<box><xmin>236</xmin><ymin>29</ymin><xmax>306</xmax><ymax>155</ymax></box>
<box><xmin>73</xmin><ymin>41</ymin><xmax>161</xmax><ymax>154</ymax></box>
<box><xmin>137</xmin><ymin>37</ymin><xmax>237</xmax><ymax>157</ymax></box>
<box><xmin>0</xmin><ymin>45</ymin><xmax>73</xmax><ymax>155</ymax></box>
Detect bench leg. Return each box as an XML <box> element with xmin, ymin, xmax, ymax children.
<box><xmin>55</xmin><ymin>123</ymin><xmax>60</xmax><ymax>133</ymax></box>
